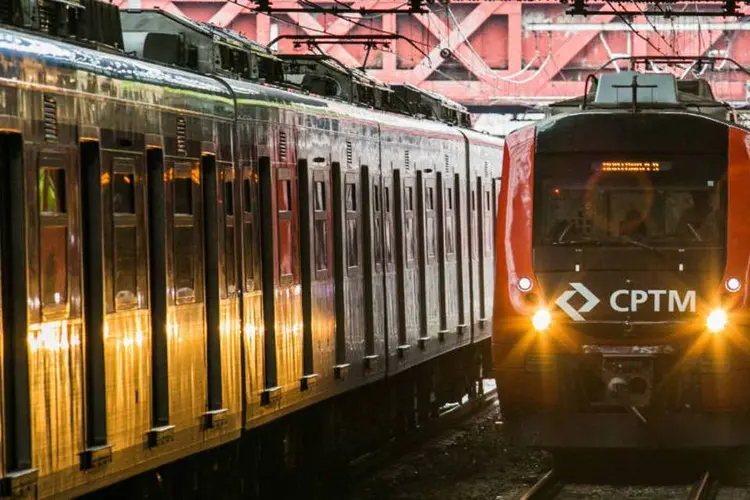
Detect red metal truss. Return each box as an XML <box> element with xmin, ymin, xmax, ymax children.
<box><xmin>117</xmin><ymin>0</ymin><xmax>750</xmax><ymax>106</ymax></box>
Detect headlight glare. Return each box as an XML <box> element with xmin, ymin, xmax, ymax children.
<box><xmin>532</xmin><ymin>309</ymin><xmax>551</xmax><ymax>332</ymax></box>
<box><xmin>706</xmin><ymin>308</ymin><xmax>728</xmax><ymax>333</ymax></box>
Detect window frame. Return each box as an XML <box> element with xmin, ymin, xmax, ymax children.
<box><xmin>344</xmin><ymin>173</ymin><xmax>360</xmax><ymax>273</ymax></box>
<box><xmin>312</xmin><ymin>169</ymin><xmax>331</xmax><ymax>279</ymax></box>
<box><xmin>276</xmin><ymin>167</ymin><xmax>297</xmax><ymax>285</ymax></box>
<box><xmin>172</xmin><ymin>162</ymin><xmax>200</xmax><ymax>304</ymax></box>
<box><xmin>242</xmin><ymin>163</ymin><xmax>258</xmax><ymax>292</ymax></box>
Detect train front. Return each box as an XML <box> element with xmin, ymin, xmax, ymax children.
<box><xmin>493</xmin><ymin>72</ymin><xmax>750</xmax><ymax>450</ymax></box>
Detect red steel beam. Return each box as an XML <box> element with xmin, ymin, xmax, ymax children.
<box><xmin>120</xmin><ymin>1</ymin><xmax>750</xmax><ymax>106</ymax></box>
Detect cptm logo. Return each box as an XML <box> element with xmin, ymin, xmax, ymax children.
<box><xmin>555</xmin><ymin>283</ymin><xmax>600</xmax><ymax>322</ymax></box>
<box><xmin>555</xmin><ymin>283</ymin><xmax>697</xmax><ymax>321</ymax></box>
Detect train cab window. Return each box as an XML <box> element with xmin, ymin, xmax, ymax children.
<box><xmin>242</xmin><ymin>174</ymin><xmax>256</xmax><ymax>290</ymax></box>
<box><xmin>345</xmin><ymin>181</ymin><xmax>359</xmax><ymax>269</ymax></box>
<box><xmin>223</xmin><ymin>170</ymin><xmax>237</xmax><ymax>295</ymax></box>
<box><xmin>39</xmin><ymin>165</ymin><xmax>68</xmax><ymax>309</ymax></box>
<box><xmin>173</xmin><ymin>169</ymin><xmax>197</xmax><ymax>302</ymax></box>
<box><xmin>277</xmin><ymin>177</ymin><xmax>295</xmax><ymax>279</ymax></box>
<box><xmin>314</xmin><ymin>180</ymin><xmax>328</xmax><ymax>273</ymax></box>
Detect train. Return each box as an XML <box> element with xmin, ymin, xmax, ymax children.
<box><xmin>0</xmin><ymin>0</ymin><xmax>503</xmax><ymax>498</ymax></box>
<box><xmin>493</xmin><ymin>61</ymin><xmax>750</xmax><ymax>452</ymax></box>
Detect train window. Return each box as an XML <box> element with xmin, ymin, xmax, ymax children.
<box><xmin>173</xmin><ymin>169</ymin><xmax>197</xmax><ymax>301</ymax></box>
<box><xmin>112</xmin><ymin>164</ymin><xmax>139</xmax><ymax>310</ymax></box>
<box><xmin>314</xmin><ymin>181</ymin><xmax>326</xmax><ymax>211</ymax></box>
<box><xmin>243</xmin><ymin>179</ymin><xmax>252</xmax><ymax>213</ymax></box>
<box><xmin>485</xmin><ymin>191</ymin><xmax>491</xmax><ymax>211</ymax></box>
<box><xmin>243</xmin><ymin>173</ymin><xmax>255</xmax><ymax>290</ymax></box>
<box><xmin>373</xmin><ymin>185</ymin><xmax>380</xmax><ymax>213</ymax></box>
<box><xmin>426</xmin><ymin>186</ymin><xmax>434</xmax><ymax>211</ymax></box>
<box><xmin>174</xmin><ymin>177</ymin><xmax>193</xmax><ymax>215</ymax></box>
<box><xmin>472</xmin><ymin>191</ymin><xmax>476</xmax><ymax>212</ymax></box>
<box><xmin>114</xmin><ymin>226</ymin><xmax>137</xmax><ymax>307</ymax></box>
<box><xmin>404</xmin><ymin>183</ymin><xmax>416</xmax><ymax>264</ymax></box>
<box><xmin>314</xmin><ymin>180</ymin><xmax>328</xmax><ymax>272</ymax></box>
<box><xmin>113</xmin><ymin>173</ymin><xmax>135</xmax><ymax>214</ymax></box>
<box><xmin>427</xmin><ymin>217</ymin><xmax>436</xmax><ymax>259</ymax></box>
<box><xmin>41</xmin><ymin>226</ymin><xmax>68</xmax><ymax>307</ymax></box>
<box><xmin>346</xmin><ymin>183</ymin><xmax>357</xmax><ymax>211</ymax></box>
<box><xmin>278</xmin><ymin>179</ymin><xmax>291</xmax><ymax>212</ymax></box>
<box><xmin>174</xmin><ymin>226</ymin><xmax>195</xmax><ymax>295</ymax></box>
<box><xmin>39</xmin><ymin>167</ymin><xmax>66</xmax><ymax>213</ymax></box>
<box><xmin>383</xmin><ymin>185</ymin><xmax>393</xmax><ymax>265</ymax></box>
<box><xmin>445</xmin><ymin>187</ymin><xmax>453</xmax><ymax>211</ymax></box>
<box><xmin>277</xmin><ymin>176</ymin><xmax>295</xmax><ymax>279</ymax></box>
<box><xmin>346</xmin><ymin>181</ymin><xmax>359</xmax><ymax>269</ymax></box>
<box><xmin>39</xmin><ymin>165</ymin><xmax>68</xmax><ymax>309</ymax></box>
<box><xmin>279</xmin><ymin>219</ymin><xmax>293</xmax><ymax>277</ymax></box>
<box><xmin>445</xmin><ymin>215</ymin><xmax>455</xmax><ymax>256</ymax></box>
<box><xmin>224</xmin><ymin>174</ymin><xmax>236</xmax><ymax>295</ymax></box>
<box><xmin>224</xmin><ymin>179</ymin><xmax>234</xmax><ymax>217</ymax></box>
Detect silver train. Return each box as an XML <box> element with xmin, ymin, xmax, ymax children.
<box><xmin>0</xmin><ymin>3</ymin><xmax>502</xmax><ymax>498</ymax></box>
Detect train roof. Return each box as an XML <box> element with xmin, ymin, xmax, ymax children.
<box><xmin>546</xmin><ymin>72</ymin><xmax>732</xmax><ymax>121</ymax></box>
<box><xmin>0</xmin><ymin>0</ymin><xmax>480</xmax><ymax>140</ymax></box>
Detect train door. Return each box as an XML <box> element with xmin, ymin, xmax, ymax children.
<box><xmin>454</xmin><ymin>172</ymin><xmax>468</xmax><ymax>338</ymax></box>
<box><xmin>394</xmin><ymin>167</ymin><xmax>420</xmax><ymax>357</ymax></box>
<box><xmin>239</xmin><ymin>158</ymin><xmax>264</xmax><ymax>414</ymax></box>
<box><xmin>200</xmin><ymin>152</ymin><xmax>240</xmax><ymax>430</ymax></box>
<box><xmin>436</xmin><ymin>171</ymin><xmax>453</xmax><ymax>341</ymax></box>
<box><xmin>82</xmin><ymin>130</ymin><xmax>151</xmax><ymax>466</ymax></box>
<box><xmin>468</xmin><ymin>173</ymin><xmax>481</xmax><ymax>338</ymax></box>
<box><xmin>381</xmin><ymin>173</ymin><xmax>399</xmax><ymax>367</ymax></box>
<box><xmin>332</xmin><ymin>161</ymin><xmax>363</xmax><ymax>379</ymax></box>
<box><xmin>362</xmin><ymin>165</ymin><xmax>385</xmax><ymax>373</ymax></box>
<box><xmin>298</xmin><ymin>158</ymin><xmax>333</xmax><ymax>388</ymax></box>
<box><xmin>258</xmin><ymin>145</ymin><xmax>303</xmax><ymax>404</ymax></box>
<box><xmin>478</xmin><ymin>173</ymin><xmax>493</xmax><ymax>339</ymax></box>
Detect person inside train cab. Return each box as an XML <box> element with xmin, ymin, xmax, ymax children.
<box><xmin>676</xmin><ymin>189</ymin><xmax>719</xmax><ymax>242</ymax></box>
<box><xmin>619</xmin><ymin>209</ymin><xmax>647</xmax><ymax>239</ymax></box>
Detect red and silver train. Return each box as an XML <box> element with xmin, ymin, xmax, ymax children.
<box><xmin>0</xmin><ymin>2</ymin><xmax>502</xmax><ymax>498</ymax></box>
<box><xmin>494</xmin><ymin>64</ymin><xmax>750</xmax><ymax>451</ymax></box>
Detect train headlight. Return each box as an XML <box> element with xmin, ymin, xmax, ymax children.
<box><xmin>518</xmin><ymin>277</ymin><xmax>533</xmax><ymax>292</ymax></box>
<box><xmin>726</xmin><ymin>278</ymin><xmax>741</xmax><ymax>293</ymax></box>
<box><xmin>532</xmin><ymin>309</ymin><xmax>551</xmax><ymax>332</ymax></box>
<box><xmin>706</xmin><ymin>308</ymin><xmax>728</xmax><ymax>333</ymax></box>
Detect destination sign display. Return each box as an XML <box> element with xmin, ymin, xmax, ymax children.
<box><xmin>593</xmin><ymin>161</ymin><xmax>671</xmax><ymax>172</ymax></box>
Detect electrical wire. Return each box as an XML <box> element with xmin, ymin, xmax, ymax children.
<box><xmin>605</xmin><ymin>0</ymin><xmax>669</xmax><ymax>57</ymax></box>
<box><xmin>633</xmin><ymin>2</ymin><xmax>679</xmax><ymax>55</ymax></box>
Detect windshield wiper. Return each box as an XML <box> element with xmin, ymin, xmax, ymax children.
<box><xmin>615</xmin><ymin>235</ymin><xmax>665</xmax><ymax>257</ymax></box>
<box><xmin>551</xmin><ymin>237</ymin><xmax>602</xmax><ymax>246</ymax></box>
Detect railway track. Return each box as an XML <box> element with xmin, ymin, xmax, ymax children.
<box><xmin>518</xmin><ymin>468</ymin><xmax>721</xmax><ymax>500</ymax></box>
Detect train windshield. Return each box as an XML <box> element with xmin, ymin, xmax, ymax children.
<box><xmin>534</xmin><ymin>155</ymin><xmax>727</xmax><ymax>248</ymax></box>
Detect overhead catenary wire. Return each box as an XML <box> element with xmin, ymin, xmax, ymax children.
<box><xmin>605</xmin><ymin>0</ymin><xmax>670</xmax><ymax>58</ymax></box>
